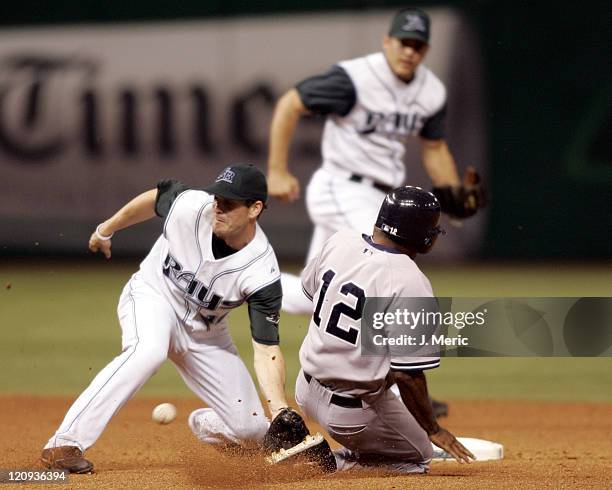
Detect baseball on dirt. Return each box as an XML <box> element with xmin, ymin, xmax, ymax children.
<box><xmin>152</xmin><ymin>403</ymin><xmax>177</xmax><ymax>424</ymax></box>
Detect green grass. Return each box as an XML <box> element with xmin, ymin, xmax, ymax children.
<box><xmin>1</xmin><ymin>260</ymin><xmax>611</xmax><ymax>401</ymax></box>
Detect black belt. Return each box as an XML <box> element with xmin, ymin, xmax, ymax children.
<box><xmin>303</xmin><ymin>371</ymin><xmax>362</xmax><ymax>409</ymax></box>
<box><xmin>349</xmin><ymin>174</ymin><xmax>393</xmax><ymax>194</ymax></box>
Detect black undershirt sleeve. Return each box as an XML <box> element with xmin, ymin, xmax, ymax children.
<box><xmin>247</xmin><ymin>279</ymin><xmax>282</xmax><ymax>345</ymax></box>
<box><xmin>155</xmin><ymin>179</ymin><xmax>190</xmax><ymax>217</ymax></box>
<box><xmin>296</xmin><ymin>65</ymin><xmax>357</xmax><ymax>117</ymax></box>
<box><xmin>420</xmin><ymin>103</ymin><xmax>447</xmax><ymax>140</ymax></box>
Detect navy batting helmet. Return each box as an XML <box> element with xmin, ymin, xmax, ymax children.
<box><xmin>375</xmin><ymin>186</ymin><xmax>445</xmax><ymax>254</ymax></box>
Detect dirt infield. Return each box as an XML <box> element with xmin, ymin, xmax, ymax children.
<box><xmin>2</xmin><ymin>396</ymin><xmax>611</xmax><ymax>489</ymax></box>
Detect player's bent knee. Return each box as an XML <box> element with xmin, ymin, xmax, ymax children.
<box><xmin>192</xmin><ymin>407</ymin><xmax>268</xmax><ymax>445</ymax></box>
<box><xmin>129</xmin><ymin>343</ymin><xmax>168</xmax><ymax>373</ymax></box>
<box><xmin>231</xmin><ymin>416</ymin><xmax>269</xmax><ymax>443</ymax></box>
<box><xmin>416</xmin><ymin>437</ymin><xmax>434</xmax><ymax>462</ymax></box>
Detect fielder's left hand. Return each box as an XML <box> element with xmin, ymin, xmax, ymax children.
<box><xmin>262</xmin><ymin>407</ymin><xmax>309</xmax><ymax>452</ymax></box>
<box><xmin>89</xmin><ymin>225</ymin><xmax>113</xmax><ymax>259</ymax></box>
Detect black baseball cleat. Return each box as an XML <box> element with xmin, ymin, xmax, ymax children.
<box><xmin>267</xmin><ymin>433</ymin><xmax>337</xmax><ymax>472</ymax></box>
<box><xmin>431</xmin><ymin>398</ymin><xmax>449</xmax><ymax>419</ymax></box>
<box><xmin>41</xmin><ymin>446</ymin><xmax>94</xmax><ymax>474</ymax></box>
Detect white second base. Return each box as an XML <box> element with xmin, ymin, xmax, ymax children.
<box><xmin>432</xmin><ymin>437</ymin><xmax>504</xmax><ymax>461</ymax></box>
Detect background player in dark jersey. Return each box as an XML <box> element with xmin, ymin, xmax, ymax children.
<box><xmin>266</xmin><ymin>7</ymin><xmax>484</xmax><ymax>315</ymax></box>
<box><xmin>267</xmin><ymin>7</ymin><xmax>485</xmax><ymax>418</ymax></box>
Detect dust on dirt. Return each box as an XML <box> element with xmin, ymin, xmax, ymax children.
<box><xmin>2</xmin><ymin>396</ymin><xmax>611</xmax><ymax>489</ymax></box>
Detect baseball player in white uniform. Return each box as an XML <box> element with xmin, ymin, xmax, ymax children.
<box><xmin>267</xmin><ymin>7</ymin><xmax>485</xmax><ymax>315</ymax></box>
<box><xmin>42</xmin><ymin>164</ymin><xmax>291</xmax><ymax>473</ymax></box>
<box><xmin>295</xmin><ymin>186</ymin><xmax>475</xmax><ymax>472</ymax></box>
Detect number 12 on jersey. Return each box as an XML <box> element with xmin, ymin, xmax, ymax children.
<box><xmin>313</xmin><ymin>269</ymin><xmax>365</xmax><ymax>346</ymax></box>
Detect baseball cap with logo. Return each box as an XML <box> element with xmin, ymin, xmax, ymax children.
<box><xmin>203</xmin><ymin>163</ymin><xmax>268</xmax><ymax>203</ymax></box>
<box><xmin>388</xmin><ymin>8</ymin><xmax>431</xmax><ymax>44</ymax></box>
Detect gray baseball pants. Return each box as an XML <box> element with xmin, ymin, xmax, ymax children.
<box><xmin>295</xmin><ymin>369</ymin><xmax>432</xmax><ymax>473</ymax></box>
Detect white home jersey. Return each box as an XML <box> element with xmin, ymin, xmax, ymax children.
<box><xmin>46</xmin><ymin>175</ymin><xmax>278</xmax><ymax>453</ymax></box>
<box><xmin>139</xmin><ymin>188</ymin><xmax>281</xmax><ymax>336</ymax></box>
<box><xmin>299</xmin><ymin>229</ymin><xmax>440</xmax><ymax>399</ymax></box>
<box><xmin>321</xmin><ymin>52</ymin><xmax>446</xmax><ymax>188</ymax></box>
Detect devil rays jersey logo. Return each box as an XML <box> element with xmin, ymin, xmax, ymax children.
<box><xmin>162</xmin><ymin>253</ymin><xmax>223</xmax><ymax>310</ymax></box>
<box><xmin>358</xmin><ymin>110</ymin><xmax>426</xmax><ymax>136</ymax></box>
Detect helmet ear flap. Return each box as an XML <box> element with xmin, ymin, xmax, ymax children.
<box><xmin>418</xmin><ymin>225</ymin><xmax>445</xmax><ymax>254</ymax></box>
<box><xmin>418</xmin><ymin>236</ymin><xmax>433</xmax><ymax>254</ymax></box>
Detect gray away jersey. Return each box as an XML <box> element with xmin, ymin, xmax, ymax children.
<box><xmin>299</xmin><ymin>229</ymin><xmax>440</xmax><ymax>398</ymax></box>
<box><xmin>299</xmin><ymin>52</ymin><xmax>446</xmax><ymax>188</ymax></box>
<box><xmin>137</xmin><ymin>183</ymin><xmax>281</xmax><ymax>342</ymax></box>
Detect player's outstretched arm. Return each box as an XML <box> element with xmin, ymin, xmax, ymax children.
<box><xmin>421</xmin><ymin>138</ymin><xmax>461</xmax><ymax>187</ymax></box>
<box><xmin>392</xmin><ymin>369</ymin><xmax>475</xmax><ymax>464</ymax></box>
<box><xmin>267</xmin><ymin>88</ymin><xmax>309</xmax><ymax>203</ymax></box>
<box><xmin>88</xmin><ymin>189</ymin><xmax>158</xmax><ymax>259</ymax></box>
<box><xmin>252</xmin><ymin>340</ymin><xmax>290</xmax><ymax>419</ymax></box>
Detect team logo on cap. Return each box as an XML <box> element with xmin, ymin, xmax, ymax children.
<box><xmin>216</xmin><ymin>167</ymin><xmax>235</xmax><ymax>184</ymax></box>
<box><xmin>402</xmin><ymin>14</ymin><xmax>427</xmax><ymax>33</ymax></box>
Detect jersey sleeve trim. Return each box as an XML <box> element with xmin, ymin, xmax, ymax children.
<box><xmin>390</xmin><ymin>360</ymin><xmax>440</xmax><ymax>371</ymax></box>
<box><xmin>245</xmin><ymin>275</ymin><xmax>283</xmax><ymax>300</ymax></box>
<box><xmin>221</xmin><ymin>299</ymin><xmax>245</xmax><ymax>308</ymax></box>
<box><xmin>301</xmin><ymin>282</ymin><xmax>314</xmax><ymax>301</ymax></box>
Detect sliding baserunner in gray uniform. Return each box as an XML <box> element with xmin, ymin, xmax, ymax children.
<box><xmin>295</xmin><ymin>186</ymin><xmax>474</xmax><ymax>473</ymax></box>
